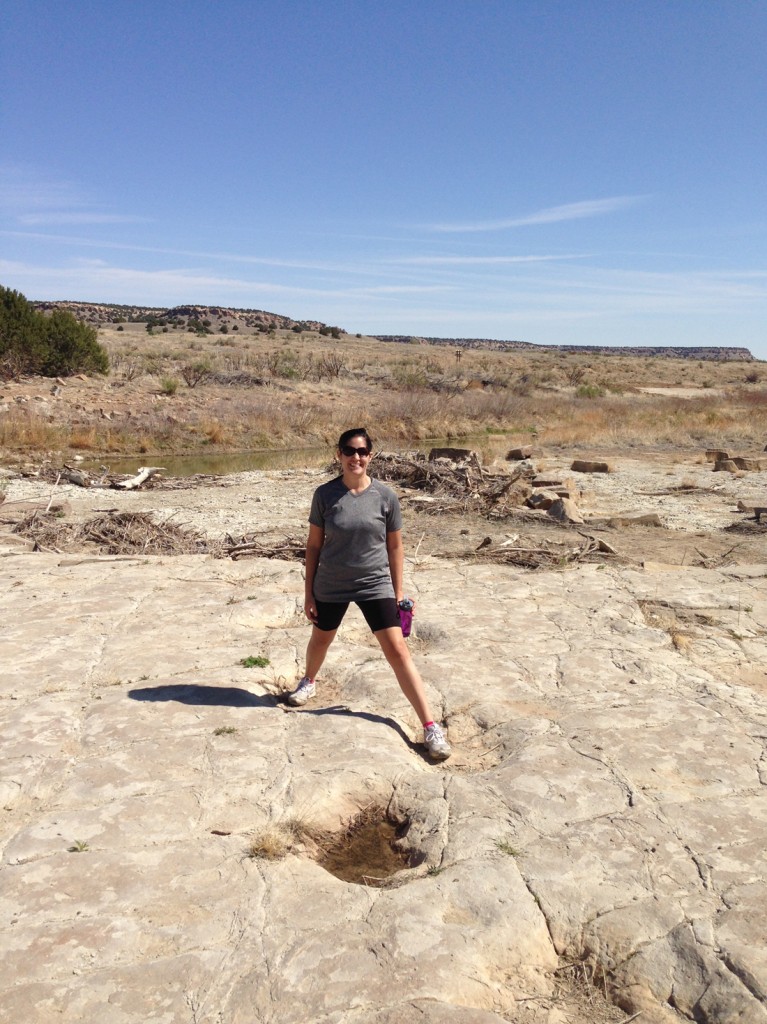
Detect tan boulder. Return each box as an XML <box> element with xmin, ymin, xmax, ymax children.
<box><xmin>731</xmin><ymin>456</ymin><xmax>767</xmax><ymax>471</ymax></box>
<box><xmin>571</xmin><ymin>460</ymin><xmax>611</xmax><ymax>473</ymax></box>
<box><xmin>527</xmin><ymin>491</ymin><xmax>559</xmax><ymax>510</ymax></box>
<box><xmin>547</xmin><ymin>497</ymin><xmax>584</xmax><ymax>523</ymax></box>
<box><xmin>606</xmin><ymin>513</ymin><xmax>663</xmax><ymax>527</ymax></box>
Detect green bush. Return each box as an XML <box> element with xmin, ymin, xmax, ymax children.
<box><xmin>0</xmin><ymin>286</ymin><xmax>108</xmax><ymax>378</ymax></box>
<box><xmin>575</xmin><ymin>383</ymin><xmax>606</xmax><ymax>399</ymax></box>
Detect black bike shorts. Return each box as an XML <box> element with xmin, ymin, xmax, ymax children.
<box><xmin>314</xmin><ymin>597</ymin><xmax>400</xmax><ymax>634</ymax></box>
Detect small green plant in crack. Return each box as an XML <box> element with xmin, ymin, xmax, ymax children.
<box><xmin>67</xmin><ymin>840</ymin><xmax>89</xmax><ymax>853</ymax></box>
<box><xmin>426</xmin><ymin>865</ymin><xmax>443</xmax><ymax>876</ymax></box>
<box><xmin>213</xmin><ymin>726</ymin><xmax>237</xmax><ymax>736</ymax></box>
<box><xmin>495</xmin><ymin>838</ymin><xmax>520</xmax><ymax>857</ymax></box>
<box><xmin>240</xmin><ymin>655</ymin><xmax>270</xmax><ymax>668</ymax></box>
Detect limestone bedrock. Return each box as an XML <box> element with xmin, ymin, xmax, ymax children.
<box><xmin>1</xmin><ymin>548</ymin><xmax>766</xmax><ymax>1024</ymax></box>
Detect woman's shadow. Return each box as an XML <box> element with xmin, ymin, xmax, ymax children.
<box><xmin>126</xmin><ymin>684</ymin><xmax>420</xmax><ymax>752</ymax></box>
<box><xmin>127</xmin><ymin>684</ymin><xmax>277</xmax><ymax>708</ymax></box>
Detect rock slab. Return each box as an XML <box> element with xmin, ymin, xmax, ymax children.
<box><xmin>1</xmin><ymin>549</ymin><xmax>767</xmax><ymax>1023</ymax></box>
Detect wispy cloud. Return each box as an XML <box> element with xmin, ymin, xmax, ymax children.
<box><xmin>425</xmin><ymin>196</ymin><xmax>646</xmax><ymax>233</ymax></box>
<box><xmin>0</xmin><ymin>230</ymin><xmax>383</xmax><ymax>276</ymax></box>
<box><xmin>0</xmin><ymin>168</ymin><xmax>80</xmax><ymax>213</ymax></box>
<box><xmin>18</xmin><ymin>212</ymin><xmax>150</xmax><ymax>226</ymax></box>
<box><xmin>387</xmin><ymin>253</ymin><xmax>588</xmax><ymax>266</ymax></box>
<box><xmin>0</xmin><ymin>258</ymin><xmax>447</xmax><ymax>305</ymax></box>
<box><xmin>0</xmin><ymin>165</ymin><xmax>147</xmax><ymax>229</ymax></box>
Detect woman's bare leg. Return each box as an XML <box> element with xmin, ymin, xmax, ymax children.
<box><xmin>374</xmin><ymin>627</ymin><xmax>433</xmax><ymax>724</ymax></box>
<box><xmin>304</xmin><ymin>626</ymin><xmax>337</xmax><ymax>680</ymax></box>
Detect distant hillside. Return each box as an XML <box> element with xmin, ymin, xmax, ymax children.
<box><xmin>28</xmin><ymin>304</ymin><xmax>756</xmax><ymax>361</ymax></box>
<box><xmin>375</xmin><ymin>335</ymin><xmax>756</xmax><ymax>362</ymax></box>
<box><xmin>32</xmin><ymin>301</ymin><xmax>327</xmax><ymax>332</ymax></box>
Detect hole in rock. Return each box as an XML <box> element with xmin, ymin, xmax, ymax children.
<box><xmin>317</xmin><ymin>806</ymin><xmax>419</xmax><ymax>887</ymax></box>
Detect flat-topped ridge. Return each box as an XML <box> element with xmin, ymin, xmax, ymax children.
<box><xmin>375</xmin><ymin>335</ymin><xmax>756</xmax><ymax>360</ymax></box>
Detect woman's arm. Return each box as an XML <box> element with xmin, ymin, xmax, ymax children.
<box><xmin>386</xmin><ymin>529</ymin><xmax>405</xmax><ymax>604</ymax></box>
<box><xmin>304</xmin><ymin>523</ymin><xmax>325</xmax><ymax>623</ymax></box>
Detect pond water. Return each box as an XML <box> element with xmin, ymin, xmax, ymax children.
<box><xmin>84</xmin><ymin>434</ymin><xmax>511</xmax><ymax>477</ymax></box>
<box><xmin>84</xmin><ymin>448</ymin><xmax>331</xmax><ymax>476</ymax></box>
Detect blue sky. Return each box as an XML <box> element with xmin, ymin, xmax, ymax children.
<box><xmin>2</xmin><ymin>0</ymin><xmax>766</xmax><ymax>358</ymax></box>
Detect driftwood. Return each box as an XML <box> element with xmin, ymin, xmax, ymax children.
<box><xmin>449</xmin><ymin>533</ymin><xmax>624</xmax><ymax>570</ymax></box>
<box><xmin>62</xmin><ymin>465</ymin><xmax>91</xmax><ymax>488</ymax></box>
<box><xmin>111</xmin><ymin>466</ymin><xmax>165</xmax><ymax>490</ymax></box>
<box><xmin>225</xmin><ymin>534</ymin><xmax>305</xmax><ymax>562</ymax></box>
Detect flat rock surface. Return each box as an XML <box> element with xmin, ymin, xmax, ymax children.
<box><xmin>1</xmin><ymin>465</ymin><xmax>767</xmax><ymax>1023</ymax></box>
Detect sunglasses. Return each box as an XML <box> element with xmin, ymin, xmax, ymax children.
<box><xmin>340</xmin><ymin>445</ymin><xmax>371</xmax><ymax>457</ymax></box>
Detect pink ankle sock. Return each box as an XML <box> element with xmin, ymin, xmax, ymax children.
<box><xmin>423</xmin><ymin>720</ymin><xmax>434</xmax><ymax>729</ymax></box>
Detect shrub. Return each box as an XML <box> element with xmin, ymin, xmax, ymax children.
<box><xmin>315</xmin><ymin>350</ymin><xmax>346</xmax><ymax>380</ymax></box>
<box><xmin>0</xmin><ymin>287</ymin><xmax>108</xmax><ymax>378</ymax></box>
<box><xmin>160</xmin><ymin>377</ymin><xmax>179</xmax><ymax>396</ymax></box>
<box><xmin>576</xmin><ymin>384</ymin><xmax>606</xmax><ymax>399</ymax></box>
<box><xmin>181</xmin><ymin>360</ymin><xmax>212</xmax><ymax>388</ymax></box>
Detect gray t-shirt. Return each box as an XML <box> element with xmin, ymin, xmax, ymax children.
<box><xmin>309</xmin><ymin>477</ymin><xmax>403</xmax><ymax>602</ymax></box>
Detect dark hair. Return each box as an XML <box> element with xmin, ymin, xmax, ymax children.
<box><xmin>337</xmin><ymin>426</ymin><xmax>373</xmax><ymax>451</ymax></box>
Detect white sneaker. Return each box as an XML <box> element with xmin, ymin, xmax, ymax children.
<box><xmin>423</xmin><ymin>723</ymin><xmax>451</xmax><ymax>760</ymax></box>
<box><xmin>287</xmin><ymin>677</ymin><xmax>316</xmax><ymax>706</ymax></box>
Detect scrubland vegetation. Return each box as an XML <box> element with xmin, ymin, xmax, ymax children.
<box><xmin>1</xmin><ymin>314</ymin><xmax>765</xmax><ymax>458</ymax></box>
<box><xmin>0</xmin><ymin>286</ymin><xmax>108</xmax><ymax>379</ymax></box>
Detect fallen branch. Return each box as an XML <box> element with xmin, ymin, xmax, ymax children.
<box><xmin>111</xmin><ymin>466</ymin><xmax>165</xmax><ymax>490</ymax></box>
<box><xmin>46</xmin><ymin>471</ymin><xmax>63</xmax><ymax>511</ymax></box>
<box><xmin>227</xmin><ymin>536</ymin><xmax>305</xmax><ymax>561</ymax></box>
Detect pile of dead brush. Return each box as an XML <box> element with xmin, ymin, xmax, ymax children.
<box><xmin>449</xmin><ymin>533</ymin><xmax>622</xmax><ymax>570</ymax></box>
<box><xmin>13</xmin><ymin>511</ymin><xmax>217</xmax><ymax>556</ymax></box>
<box><xmin>224</xmin><ymin>533</ymin><xmax>305</xmax><ymax>561</ymax></box>
<box><xmin>373</xmin><ymin>451</ymin><xmax>533</xmax><ymax>518</ymax></box>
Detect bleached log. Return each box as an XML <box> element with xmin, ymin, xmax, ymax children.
<box><xmin>62</xmin><ymin>465</ymin><xmax>91</xmax><ymax>488</ymax></box>
<box><xmin>112</xmin><ymin>467</ymin><xmax>165</xmax><ymax>490</ymax></box>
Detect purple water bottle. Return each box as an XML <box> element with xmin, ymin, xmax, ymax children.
<box><xmin>398</xmin><ymin>597</ymin><xmax>414</xmax><ymax>638</ymax></box>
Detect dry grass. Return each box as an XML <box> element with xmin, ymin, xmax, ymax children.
<box><xmin>639</xmin><ymin>601</ymin><xmax>694</xmax><ymax>653</ymax></box>
<box><xmin>247</xmin><ymin>816</ymin><xmax>319</xmax><ymax>860</ymax></box>
<box><xmin>1</xmin><ymin>321</ymin><xmax>765</xmax><ymax>457</ymax></box>
<box><xmin>553</xmin><ymin>957</ymin><xmax>627</xmax><ymax>1023</ymax></box>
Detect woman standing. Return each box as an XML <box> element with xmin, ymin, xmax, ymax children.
<box><xmin>287</xmin><ymin>427</ymin><xmax>451</xmax><ymax>761</ymax></box>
